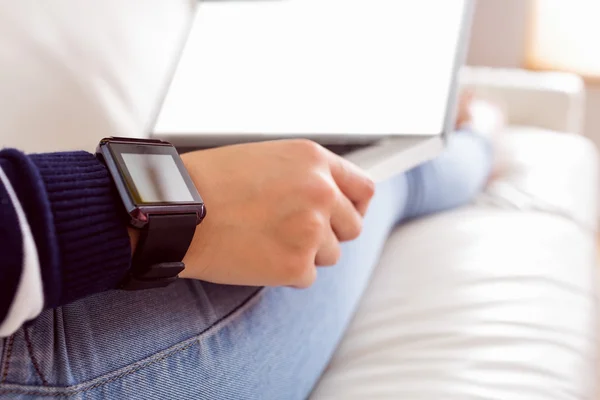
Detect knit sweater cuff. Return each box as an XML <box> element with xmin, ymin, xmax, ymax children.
<box><xmin>30</xmin><ymin>151</ymin><xmax>131</xmax><ymax>307</ymax></box>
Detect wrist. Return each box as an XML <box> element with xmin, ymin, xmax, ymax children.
<box><xmin>178</xmin><ymin>152</ymin><xmax>211</xmax><ymax>281</ymax></box>
<box><xmin>97</xmin><ymin>137</ymin><xmax>205</xmax><ymax>289</ymax></box>
<box><xmin>128</xmin><ymin>227</ymin><xmax>140</xmax><ymax>256</ymax></box>
<box><xmin>123</xmin><ymin>155</ymin><xmax>201</xmax><ymax>280</ymax></box>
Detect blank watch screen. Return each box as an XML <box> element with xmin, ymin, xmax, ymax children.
<box><xmin>121</xmin><ymin>153</ymin><xmax>194</xmax><ymax>204</ymax></box>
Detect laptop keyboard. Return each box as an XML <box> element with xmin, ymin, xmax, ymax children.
<box><xmin>323</xmin><ymin>144</ymin><xmax>371</xmax><ymax>156</ymax></box>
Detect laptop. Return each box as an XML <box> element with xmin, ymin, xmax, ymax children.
<box><xmin>152</xmin><ymin>0</ymin><xmax>474</xmax><ymax>182</ymax></box>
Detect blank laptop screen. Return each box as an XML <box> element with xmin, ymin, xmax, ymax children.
<box><xmin>154</xmin><ymin>0</ymin><xmax>467</xmax><ymax>137</ymax></box>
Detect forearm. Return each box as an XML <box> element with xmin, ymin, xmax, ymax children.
<box><xmin>0</xmin><ymin>149</ymin><xmax>132</xmax><ymax>337</ymax></box>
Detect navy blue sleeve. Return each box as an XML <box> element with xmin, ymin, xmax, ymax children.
<box><xmin>0</xmin><ymin>149</ymin><xmax>132</xmax><ymax>335</ymax></box>
<box><xmin>0</xmin><ymin>161</ymin><xmax>25</xmax><ymax>329</ymax></box>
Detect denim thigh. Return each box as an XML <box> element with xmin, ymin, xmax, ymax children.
<box><xmin>0</xmin><ymin>176</ymin><xmax>409</xmax><ymax>400</ymax></box>
<box><xmin>0</xmin><ymin>131</ymin><xmax>491</xmax><ymax>399</ymax></box>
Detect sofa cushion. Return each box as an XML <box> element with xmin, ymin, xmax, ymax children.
<box><xmin>311</xmin><ymin>131</ymin><xmax>598</xmax><ymax>399</ymax></box>
<box><xmin>0</xmin><ymin>1</ymin><xmax>195</xmax><ymax>153</ymax></box>
<box><xmin>481</xmin><ymin>128</ymin><xmax>598</xmax><ymax>231</ymax></box>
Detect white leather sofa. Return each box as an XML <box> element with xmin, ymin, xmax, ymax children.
<box><xmin>1</xmin><ymin>2</ymin><xmax>598</xmax><ymax>399</ymax></box>
<box><xmin>312</xmin><ymin>68</ymin><xmax>600</xmax><ymax>399</ymax></box>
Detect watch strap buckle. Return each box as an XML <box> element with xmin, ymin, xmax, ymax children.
<box><xmin>120</xmin><ymin>262</ymin><xmax>185</xmax><ymax>291</ymax></box>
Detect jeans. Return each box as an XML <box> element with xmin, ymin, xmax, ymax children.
<box><xmin>0</xmin><ymin>131</ymin><xmax>491</xmax><ymax>399</ymax></box>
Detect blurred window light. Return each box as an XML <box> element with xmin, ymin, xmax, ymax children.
<box><xmin>527</xmin><ymin>0</ymin><xmax>600</xmax><ymax>79</ymax></box>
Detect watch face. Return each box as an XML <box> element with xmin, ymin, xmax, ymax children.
<box><xmin>106</xmin><ymin>142</ymin><xmax>202</xmax><ymax>206</ymax></box>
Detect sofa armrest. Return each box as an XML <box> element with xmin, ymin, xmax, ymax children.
<box><xmin>460</xmin><ymin>66</ymin><xmax>586</xmax><ymax>134</ymax></box>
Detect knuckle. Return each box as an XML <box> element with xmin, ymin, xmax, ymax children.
<box><xmin>302</xmin><ymin>210</ymin><xmax>326</xmax><ymax>239</ymax></box>
<box><xmin>329</xmin><ymin>245</ymin><xmax>342</xmax><ymax>264</ymax></box>
<box><xmin>294</xmin><ymin>139</ymin><xmax>325</xmax><ymax>162</ymax></box>
<box><xmin>286</xmin><ymin>257</ymin><xmax>316</xmax><ymax>288</ymax></box>
<box><xmin>305</xmin><ymin>174</ymin><xmax>337</xmax><ymax>207</ymax></box>
<box><xmin>304</xmin><ymin>209</ymin><xmax>324</xmax><ymax>227</ymax></box>
<box><xmin>288</xmin><ymin>210</ymin><xmax>324</xmax><ymax>249</ymax></box>
<box><xmin>295</xmin><ymin>267</ymin><xmax>318</xmax><ymax>289</ymax></box>
<box><xmin>316</xmin><ymin>247</ymin><xmax>341</xmax><ymax>267</ymax></box>
<box><xmin>337</xmin><ymin>218</ymin><xmax>363</xmax><ymax>242</ymax></box>
<box><xmin>285</xmin><ymin>210</ymin><xmax>326</xmax><ymax>250</ymax></box>
<box><xmin>346</xmin><ymin>218</ymin><xmax>363</xmax><ymax>240</ymax></box>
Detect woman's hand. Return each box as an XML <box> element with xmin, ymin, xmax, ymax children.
<box><xmin>176</xmin><ymin>139</ymin><xmax>375</xmax><ymax>288</ymax></box>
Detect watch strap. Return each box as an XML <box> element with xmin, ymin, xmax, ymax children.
<box><xmin>121</xmin><ymin>213</ymin><xmax>197</xmax><ymax>290</ymax></box>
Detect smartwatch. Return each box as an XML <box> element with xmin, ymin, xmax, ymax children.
<box><xmin>96</xmin><ymin>137</ymin><xmax>206</xmax><ymax>290</ymax></box>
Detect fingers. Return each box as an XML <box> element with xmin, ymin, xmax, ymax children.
<box><xmin>315</xmin><ymin>190</ymin><xmax>362</xmax><ymax>267</ymax></box>
<box><xmin>289</xmin><ymin>264</ymin><xmax>317</xmax><ymax>289</ymax></box>
<box><xmin>325</xmin><ymin>150</ymin><xmax>375</xmax><ymax>216</ymax></box>
<box><xmin>330</xmin><ymin>191</ymin><xmax>363</xmax><ymax>242</ymax></box>
<box><xmin>315</xmin><ymin>228</ymin><xmax>341</xmax><ymax>266</ymax></box>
